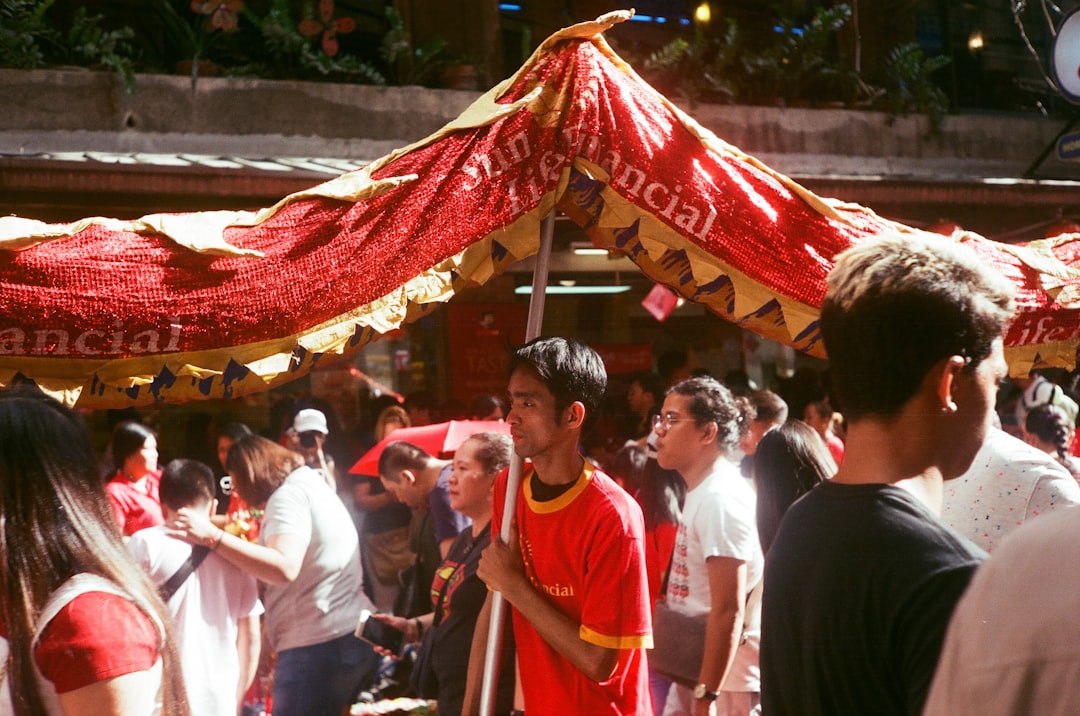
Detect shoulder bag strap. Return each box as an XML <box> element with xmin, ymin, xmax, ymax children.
<box><xmin>659</xmin><ymin>534</ymin><xmax>677</xmax><ymax>600</ymax></box>
<box><xmin>158</xmin><ymin>545</ymin><xmax>210</xmax><ymax>602</ymax></box>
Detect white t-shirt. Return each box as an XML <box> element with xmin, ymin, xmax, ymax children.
<box><xmin>666</xmin><ymin>459</ymin><xmax>763</xmax><ymax>692</ymax></box>
<box><xmin>260</xmin><ymin>465</ymin><xmax>375</xmax><ymax>652</ymax></box>
<box><xmin>943</xmin><ymin>428</ymin><xmax>1080</xmax><ymax>553</ymax></box>
<box><xmin>128</xmin><ymin>527</ymin><xmax>263</xmax><ymax>716</ymax></box>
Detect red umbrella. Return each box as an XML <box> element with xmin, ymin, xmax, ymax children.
<box><xmin>349</xmin><ymin>419</ymin><xmax>511</xmax><ymax>476</ymax></box>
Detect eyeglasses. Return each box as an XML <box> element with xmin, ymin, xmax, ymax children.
<box><xmin>652</xmin><ymin>413</ymin><xmax>696</xmax><ymax>432</ymax></box>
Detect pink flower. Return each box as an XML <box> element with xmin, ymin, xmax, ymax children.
<box><xmin>190</xmin><ymin>0</ymin><xmax>244</xmax><ymax>32</ymax></box>
<box><xmin>298</xmin><ymin>0</ymin><xmax>356</xmax><ymax>57</ymax></box>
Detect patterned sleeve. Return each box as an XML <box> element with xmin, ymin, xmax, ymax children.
<box><xmin>1025</xmin><ymin>466</ymin><xmax>1080</xmax><ymax>521</ymax></box>
<box><xmin>35</xmin><ymin>592</ymin><xmax>159</xmax><ymax>693</ymax></box>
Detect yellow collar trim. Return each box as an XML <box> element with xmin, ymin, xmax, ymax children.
<box><xmin>523</xmin><ymin>460</ymin><xmax>595</xmax><ymax>514</ymax></box>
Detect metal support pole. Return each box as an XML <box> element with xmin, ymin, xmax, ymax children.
<box><xmin>478</xmin><ymin>210</ymin><xmax>555</xmax><ymax>716</ymax></box>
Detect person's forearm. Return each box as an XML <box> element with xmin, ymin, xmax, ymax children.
<box><xmin>212</xmin><ymin>530</ymin><xmax>298</xmax><ymax>584</ymax></box>
<box><xmin>697</xmin><ymin>603</ymin><xmax>742</xmax><ymax>694</ymax></box>
<box><xmin>501</xmin><ymin>576</ymin><xmax>618</xmax><ymax>683</ymax></box>
<box><xmin>354</xmin><ymin>485</ymin><xmax>393</xmax><ymax>511</ymax></box>
<box><xmin>236</xmin><ymin>616</ymin><xmax>261</xmax><ymax>713</ymax></box>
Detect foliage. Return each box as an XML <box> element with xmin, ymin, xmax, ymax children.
<box><xmin>877</xmin><ymin>41</ymin><xmax>952</xmax><ymax>134</ymax></box>
<box><xmin>635</xmin><ymin>3</ymin><xmax>868</xmax><ymax>108</ymax></box>
<box><xmin>641</xmin><ymin>20</ymin><xmax>741</xmax><ymax>107</ymax></box>
<box><xmin>0</xmin><ymin>0</ymin><xmax>137</xmax><ymax>92</ymax></box>
<box><xmin>742</xmin><ymin>3</ymin><xmax>854</xmax><ymax>103</ymax></box>
<box><xmin>59</xmin><ymin>7</ymin><xmax>137</xmax><ymax>92</ymax></box>
<box><xmin>229</xmin><ymin>0</ymin><xmax>384</xmax><ymax>84</ymax></box>
<box><xmin>379</xmin><ymin>6</ymin><xmax>446</xmax><ymax>86</ymax></box>
<box><xmin>0</xmin><ymin>0</ymin><xmax>55</xmax><ymax>69</ymax></box>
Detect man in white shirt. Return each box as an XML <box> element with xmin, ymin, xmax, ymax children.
<box><xmin>129</xmin><ymin>459</ymin><xmax>263</xmax><ymax>716</ymax></box>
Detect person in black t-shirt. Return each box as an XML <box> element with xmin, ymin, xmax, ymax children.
<box><xmin>375</xmin><ymin>432</ymin><xmax>515</xmax><ymax>716</ymax></box>
<box><xmin>761</xmin><ymin>233</ymin><xmax>1015</xmax><ymax>716</ymax></box>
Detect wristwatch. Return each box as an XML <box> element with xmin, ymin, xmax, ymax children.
<box><xmin>693</xmin><ymin>683</ymin><xmax>719</xmax><ymax>701</ymax></box>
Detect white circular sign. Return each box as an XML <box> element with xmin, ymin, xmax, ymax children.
<box><xmin>1052</xmin><ymin>8</ymin><xmax>1080</xmax><ymax>103</ymax></box>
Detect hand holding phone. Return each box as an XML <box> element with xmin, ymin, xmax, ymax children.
<box><xmin>355</xmin><ymin>609</ymin><xmax>406</xmax><ymax>655</ymax></box>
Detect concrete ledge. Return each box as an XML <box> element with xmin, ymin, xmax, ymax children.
<box><xmin>2</xmin><ymin>69</ymin><xmax>1069</xmax><ymax>167</ymax></box>
<box><xmin>0</xmin><ymin>68</ymin><xmax>480</xmax><ymax>142</ymax></box>
<box><xmin>0</xmin><ymin>129</ymin><xmax>399</xmax><ymax>164</ymax></box>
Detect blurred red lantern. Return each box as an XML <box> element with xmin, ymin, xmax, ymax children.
<box><xmin>1044</xmin><ymin>219</ymin><xmax>1080</xmax><ymax>238</ymax></box>
<box><xmin>927</xmin><ymin>219</ymin><xmax>963</xmax><ymax>236</ymax></box>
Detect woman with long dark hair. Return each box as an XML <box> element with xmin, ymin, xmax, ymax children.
<box><xmin>105</xmin><ymin>420</ymin><xmax>164</xmax><ymax>536</ymax></box>
<box><xmin>636</xmin><ymin>431</ymin><xmax>687</xmax><ymax>714</ymax></box>
<box><xmin>167</xmin><ymin>434</ymin><xmax>379</xmax><ymax>716</ymax></box>
<box><xmin>753</xmin><ymin>420</ymin><xmax>837</xmax><ymax>555</ymax></box>
<box><xmin>0</xmin><ymin>387</ymin><xmax>188</xmax><ymax>715</ymax></box>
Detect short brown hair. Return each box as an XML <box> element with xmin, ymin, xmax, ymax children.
<box><xmin>821</xmin><ymin>233</ymin><xmax>1014</xmax><ymax>420</ymax></box>
<box><xmin>225</xmin><ymin>435</ymin><xmax>304</xmax><ymax>506</ymax></box>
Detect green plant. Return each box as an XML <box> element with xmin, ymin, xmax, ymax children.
<box><xmin>877</xmin><ymin>42</ymin><xmax>952</xmax><ymax>135</ymax></box>
<box><xmin>158</xmin><ymin>0</ymin><xmax>244</xmax><ymax>88</ymax></box>
<box><xmin>59</xmin><ymin>7</ymin><xmax>137</xmax><ymax>93</ymax></box>
<box><xmin>236</xmin><ymin>0</ymin><xmax>383</xmax><ymax>84</ymax></box>
<box><xmin>0</xmin><ymin>0</ymin><xmax>56</xmax><ymax>69</ymax></box>
<box><xmin>640</xmin><ymin>20</ymin><xmax>742</xmax><ymax>107</ymax></box>
<box><xmin>0</xmin><ymin>0</ymin><xmax>137</xmax><ymax>92</ymax></box>
<box><xmin>743</xmin><ymin>3</ymin><xmax>854</xmax><ymax>103</ymax></box>
<box><xmin>379</xmin><ymin>6</ymin><xmax>446</xmax><ymax>86</ymax></box>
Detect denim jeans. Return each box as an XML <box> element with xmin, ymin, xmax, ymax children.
<box><xmin>272</xmin><ymin>632</ymin><xmax>378</xmax><ymax>716</ymax></box>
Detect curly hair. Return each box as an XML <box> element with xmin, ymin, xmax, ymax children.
<box><xmin>667</xmin><ymin>376</ymin><xmax>754</xmax><ymax>455</ymax></box>
<box><xmin>1025</xmin><ymin>404</ymin><xmax>1075</xmax><ymax>462</ymax></box>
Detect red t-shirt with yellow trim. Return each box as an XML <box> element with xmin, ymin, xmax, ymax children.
<box><xmin>493</xmin><ymin>461</ymin><xmax>653</xmax><ymax>716</ymax></box>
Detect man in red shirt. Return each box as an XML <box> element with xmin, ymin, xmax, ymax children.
<box><xmin>465</xmin><ymin>337</ymin><xmax>653</xmax><ymax>715</ymax></box>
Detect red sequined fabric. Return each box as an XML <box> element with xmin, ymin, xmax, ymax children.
<box><xmin>0</xmin><ymin>14</ymin><xmax>1077</xmax><ymax>407</ymax></box>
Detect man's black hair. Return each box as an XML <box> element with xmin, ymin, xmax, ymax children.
<box><xmin>159</xmin><ymin>458</ymin><xmax>216</xmax><ymax>512</ymax></box>
<box><xmin>509</xmin><ymin>337</ymin><xmax>607</xmax><ymax>420</ymax></box>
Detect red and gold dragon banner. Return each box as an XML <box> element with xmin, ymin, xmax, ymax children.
<box><xmin>1</xmin><ymin>11</ymin><xmax>1078</xmax><ymax>408</ymax></box>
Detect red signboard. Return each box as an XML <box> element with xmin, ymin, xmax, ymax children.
<box><xmin>447</xmin><ymin>304</ymin><xmax>527</xmax><ymax>407</ymax></box>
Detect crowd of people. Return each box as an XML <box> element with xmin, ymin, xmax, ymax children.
<box><xmin>4</xmin><ymin>231</ymin><xmax>1080</xmax><ymax>715</ymax></box>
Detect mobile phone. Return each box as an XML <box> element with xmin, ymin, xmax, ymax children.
<box><xmin>354</xmin><ymin>609</ymin><xmax>405</xmax><ymax>655</ymax></box>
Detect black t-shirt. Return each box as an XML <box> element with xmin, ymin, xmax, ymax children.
<box><xmin>428</xmin><ymin>523</ymin><xmax>515</xmax><ymax>716</ymax></box>
<box><xmin>760</xmin><ymin>481</ymin><xmax>985</xmax><ymax>716</ymax></box>
<box><xmin>214</xmin><ymin>473</ymin><xmax>232</xmax><ymax>515</ymax></box>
